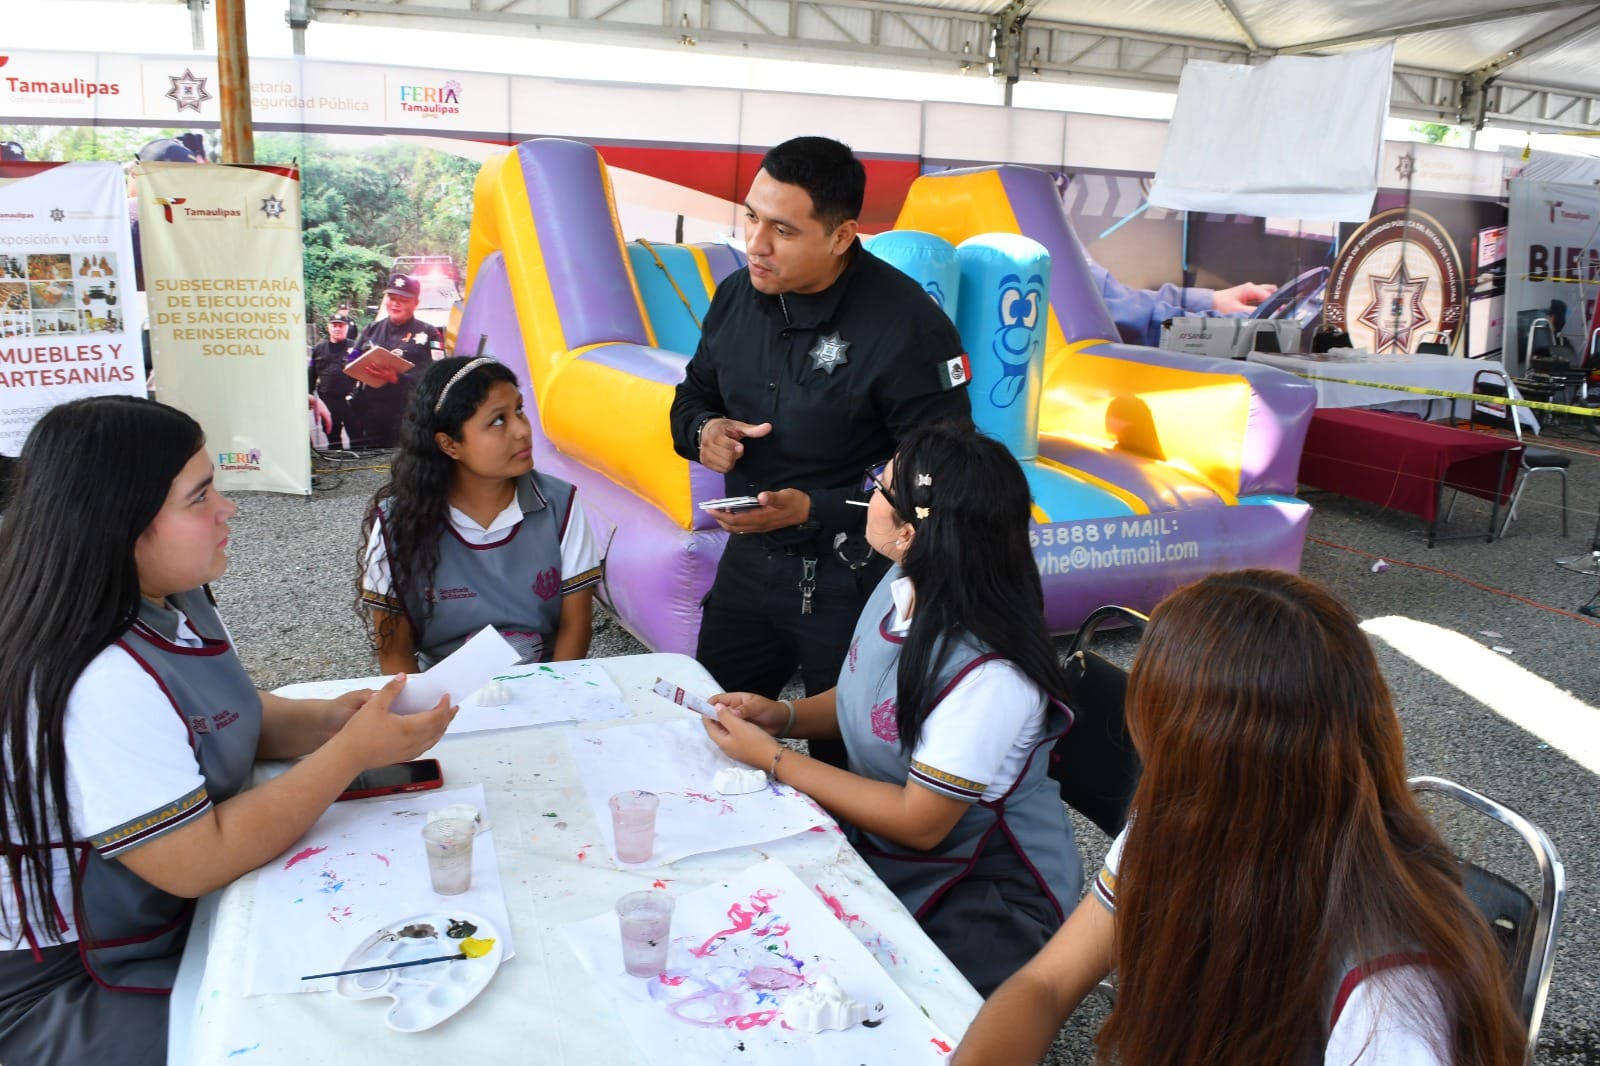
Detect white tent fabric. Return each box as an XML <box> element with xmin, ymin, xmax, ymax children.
<box><xmin>1147</xmin><ymin>42</ymin><xmax>1395</xmax><ymax>221</ymax></box>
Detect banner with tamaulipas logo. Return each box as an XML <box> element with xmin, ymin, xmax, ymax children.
<box><xmin>0</xmin><ymin>160</ymin><xmax>141</xmax><ymax>455</ymax></box>
<box><xmin>136</xmin><ymin>162</ymin><xmax>310</xmax><ymax>494</ymax></box>
<box><xmin>1505</xmin><ymin>177</ymin><xmax>1600</xmax><ymax>372</ymax></box>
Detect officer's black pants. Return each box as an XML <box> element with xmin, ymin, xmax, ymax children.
<box><xmin>696</xmin><ymin>535</ymin><xmax>887</xmax><ymax>769</ymax></box>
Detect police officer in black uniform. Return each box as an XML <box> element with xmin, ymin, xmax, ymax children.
<box><xmin>350</xmin><ymin>274</ymin><xmax>443</xmax><ymax>449</ymax></box>
<box><xmin>670</xmin><ymin>136</ymin><xmax>971</xmax><ymax>767</ymax></box>
<box><xmin>308</xmin><ymin>310</ymin><xmax>359</xmax><ymax>449</ymax></box>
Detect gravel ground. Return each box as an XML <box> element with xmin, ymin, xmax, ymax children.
<box><xmin>216</xmin><ymin>424</ymin><xmax>1600</xmax><ymax>1064</ymax></box>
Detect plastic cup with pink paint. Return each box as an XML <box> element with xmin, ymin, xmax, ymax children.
<box><xmin>608</xmin><ymin>789</ymin><xmax>660</xmax><ymax>864</ymax></box>
<box><xmin>616</xmin><ymin>890</ymin><xmax>674</xmax><ymax>977</ymax></box>
<box><xmin>420</xmin><ymin>817</ymin><xmax>475</xmax><ymax>895</ymax></box>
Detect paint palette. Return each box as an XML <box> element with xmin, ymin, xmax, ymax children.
<box><xmin>334</xmin><ymin>910</ymin><xmax>504</xmax><ymax>1032</ymax></box>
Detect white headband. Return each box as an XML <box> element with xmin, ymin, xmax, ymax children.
<box><xmin>433</xmin><ymin>356</ymin><xmax>497</xmax><ymax>415</ymax></box>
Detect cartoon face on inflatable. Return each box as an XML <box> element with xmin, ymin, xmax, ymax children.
<box><xmin>990</xmin><ymin>272</ymin><xmax>1045</xmax><ymax>408</ymax></box>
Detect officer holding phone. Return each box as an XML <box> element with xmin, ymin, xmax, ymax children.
<box><xmin>670</xmin><ymin>137</ymin><xmax>970</xmax><ymax>767</ymax></box>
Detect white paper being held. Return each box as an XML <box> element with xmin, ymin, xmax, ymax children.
<box><xmin>390</xmin><ymin>626</ymin><xmax>520</xmax><ymax>715</ymax></box>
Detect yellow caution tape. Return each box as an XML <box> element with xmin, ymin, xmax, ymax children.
<box><xmin>1288</xmin><ymin>372</ymin><xmax>1600</xmax><ymax>418</ymax></box>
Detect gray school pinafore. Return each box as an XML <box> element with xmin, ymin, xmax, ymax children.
<box><xmin>79</xmin><ymin>589</ymin><xmax>263</xmax><ymax>991</ymax></box>
<box><xmin>387</xmin><ymin>472</ymin><xmax>575</xmax><ymax>667</ymax></box>
<box><xmin>836</xmin><ymin>567</ymin><xmax>1081</xmax><ymax>993</ymax></box>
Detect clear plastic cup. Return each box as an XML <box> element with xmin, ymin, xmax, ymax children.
<box><xmin>616</xmin><ymin>891</ymin><xmax>674</xmax><ymax>977</ymax></box>
<box><xmin>420</xmin><ymin>817</ymin><xmax>475</xmax><ymax>895</ymax></box>
<box><xmin>608</xmin><ymin>789</ymin><xmax>660</xmax><ymax>864</ymax></box>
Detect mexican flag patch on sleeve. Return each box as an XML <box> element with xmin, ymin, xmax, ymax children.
<box><xmin>938</xmin><ymin>353</ymin><xmax>972</xmax><ymax>389</ymax></box>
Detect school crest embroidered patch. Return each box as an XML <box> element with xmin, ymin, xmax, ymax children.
<box><xmin>870</xmin><ymin>697</ymin><xmax>899</xmax><ymax>743</ymax></box>
<box><xmin>532</xmin><ymin>566</ymin><xmax>560</xmax><ymax>601</ymax></box>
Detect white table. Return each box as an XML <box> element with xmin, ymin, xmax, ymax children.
<box><xmin>1247</xmin><ymin>350</ymin><xmax>1539</xmax><ymax>431</ymax></box>
<box><xmin>170</xmin><ymin>652</ymin><xmax>981</xmax><ymax>1065</ymax></box>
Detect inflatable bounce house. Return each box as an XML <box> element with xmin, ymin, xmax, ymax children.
<box><xmin>457</xmin><ymin>138</ymin><xmax>1316</xmax><ymax>654</ymax></box>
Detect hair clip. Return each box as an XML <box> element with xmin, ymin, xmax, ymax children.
<box><xmin>914</xmin><ymin>506</ymin><xmax>931</xmax><ymax>520</ymax></box>
<box><xmin>433</xmin><ymin>356</ymin><xmax>497</xmax><ymax>415</ymax></box>
<box><xmin>915</xmin><ymin>473</ymin><xmax>932</xmax><ymax>487</ymax></box>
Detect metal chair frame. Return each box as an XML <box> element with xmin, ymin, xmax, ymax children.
<box><xmin>1451</xmin><ymin>367</ymin><xmax>1570</xmax><ymax>537</ymax></box>
<box><xmin>1409</xmin><ymin>776</ymin><xmax>1565</xmax><ymax>1064</ymax></box>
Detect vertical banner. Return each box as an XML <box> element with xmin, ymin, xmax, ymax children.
<box><xmin>1506</xmin><ymin>178</ymin><xmax>1600</xmax><ymax>373</ymax></box>
<box><xmin>137</xmin><ymin>162</ymin><xmax>310</xmax><ymax>494</ymax></box>
<box><xmin>0</xmin><ymin>161</ymin><xmax>141</xmax><ymax>455</ymax></box>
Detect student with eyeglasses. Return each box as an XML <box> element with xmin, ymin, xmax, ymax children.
<box><xmin>701</xmin><ymin>421</ymin><xmax>1079</xmax><ymax>996</ymax></box>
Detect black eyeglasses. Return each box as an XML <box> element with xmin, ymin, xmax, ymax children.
<box><xmin>861</xmin><ymin>460</ymin><xmax>896</xmax><ymax>510</ymax></box>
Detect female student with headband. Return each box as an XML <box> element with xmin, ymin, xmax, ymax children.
<box><xmin>0</xmin><ymin>396</ymin><xmax>457</xmax><ymax>1065</ymax></box>
<box><xmin>953</xmin><ymin>569</ymin><xmax>1526</xmax><ymax>1066</ymax></box>
<box><xmin>360</xmin><ymin>356</ymin><xmax>604</xmax><ymax>671</ymax></box>
<box><xmin>702</xmin><ymin>421</ymin><xmax>1081</xmax><ymax>996</ymax></box>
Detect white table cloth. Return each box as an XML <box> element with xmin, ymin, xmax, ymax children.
<box><xmin>169</xmin><ymin>652</ymin><xmax>982</xmax><ymax>1065</ymax></box>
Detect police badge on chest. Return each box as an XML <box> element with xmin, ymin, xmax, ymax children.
<box><xmin>809</xmin><ymin>332</ymin><xmax>850</xmax><ymax>375</ymax></box>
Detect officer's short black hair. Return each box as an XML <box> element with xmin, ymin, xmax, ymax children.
<box><xmin>758</xmin><ymin>136</ymin><xmax>865</xmax><ymax>232</ymax></box>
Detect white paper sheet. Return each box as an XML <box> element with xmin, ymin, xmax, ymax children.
<box><xmin>561</xmin><ymin>859</ymin><xmax>956</xmax><ymax>1064</ymax></box>
<box><xmin>566</xmin><ymin>720</ymin><xmax>833</xmax><ymax>867</ymax></box>
<box><xmin>392</xmin><ymin>626</ymin><xmax>520</xmax><ymax>715</ymax></box>
<box><xmin>244</xmin><ymin>785</ymin><xmax>515</xmax><ymax>996</ymax></box>
<box><xmin>445</xmin><ymin>659</ymin><xmax>630</xmax><ymax>734</ymax></box>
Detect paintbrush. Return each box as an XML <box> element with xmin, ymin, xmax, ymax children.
<box><xmin>301</xmin><ymin>952</ymin><xmax>465</xmax><ymax>981</ymax></box>
<box><xmin>302</xmin><ymin>935</ymin><xmax>496</xmax><ymax>980</ymax></box>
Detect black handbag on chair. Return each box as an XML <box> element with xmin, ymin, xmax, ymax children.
<box><xmin>1051</xmin><ymin>605</ymin><xmax>1147</xmax><ymax>837</ymax></box>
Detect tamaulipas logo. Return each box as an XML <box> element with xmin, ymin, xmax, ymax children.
<box><xmin>1</xmin><ymin>55</ymin><xmax>121</xmax><ymax>99</ymax></box>
<box><xmin>154</xmin><ymin>198</ymin><xmax>241</xmax><ymax>224</ymax></box>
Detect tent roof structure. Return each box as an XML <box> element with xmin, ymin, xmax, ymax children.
<box><xmin>112</xmin><ymin>0</ymin><xmax>1600</xmax><ymax>134</ymax></box>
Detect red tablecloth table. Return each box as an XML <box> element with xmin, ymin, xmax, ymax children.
<box><xmin>1298</xmin><ymin>408</ymin><xmax>1523</xmax><ymax>545</ymax></box>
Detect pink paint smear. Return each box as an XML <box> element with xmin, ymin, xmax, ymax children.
<box><xmin>813</xmin><ymin>884</ymin><xmax>862</xmax><ymax>927</ymax></box>
<box><xmin>282</xmin><ymin>845</ymin><xmax>326</xmax><ymax>870</ymax></box>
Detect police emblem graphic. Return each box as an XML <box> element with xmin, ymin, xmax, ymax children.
<box><xmin>808</xmin><ymin>332</ymin><xmax>850</xmax><ymax>375</ymax></box>
<box><xmin>1324</xmin><ymin>208</ymin><xmax>1464</xmax><ymax>355</ymax></box>
<box><xmin>165</xmin><ymin>69</ymin><xmax>214</xmax><ymax>113</ymax></box>
<box><xmin>259</xmin><ymin>196</ymin><xmax>285</xmax><ymax>220</ymax></box>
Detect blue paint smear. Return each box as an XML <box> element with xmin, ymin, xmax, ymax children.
<box><xmin>227</xmin><ymin>1043</ymin><xmax>261</xmax><ymax>1057</ymax></box>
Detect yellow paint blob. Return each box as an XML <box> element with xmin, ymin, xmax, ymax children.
<box><xmin>459</xmin><ymin>936</ymin><xmax>496</xmax><ymax>959</ymax></box>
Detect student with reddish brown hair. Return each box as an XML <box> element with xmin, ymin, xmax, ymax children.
<box><xmin>954</xmin><ymin>569</ymin><xmax>1526</xmax><ymax>1066</ymax></box>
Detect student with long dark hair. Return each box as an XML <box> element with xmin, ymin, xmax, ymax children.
<box><xmin>703</xmin><ymin>422</ymin><xmax>1080</xmax><ymax>996</ymax></box>
<box><xmin>953</xmin><ymin>570</ymin><xmax>1527</xmax><ymax>1066</ymax></box>
<box><xmin>360</xmin><ymin>356</ymin><xmax>602</xmax><ymax>671</ymax></box>
<box><xmin>0</xmin><ymin>396</ymin><xmax>456</xmax><ymax>1066</ymax></box>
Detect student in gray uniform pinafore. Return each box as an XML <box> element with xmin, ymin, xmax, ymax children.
<box><xmin>702</xmin><ymin>423</ymin><xmax>1081</xmax><ymax>996</ymax></box>
<box><xmin>0</xmin><ymin>397</ymin><xmax>456</xmax><ymax>1066</ymax></box>
<box><xmin>361</xmin><ymin>356</ymin><xmax>603</xmax><ymax>673</ymax></box>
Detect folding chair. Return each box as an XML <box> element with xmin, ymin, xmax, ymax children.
<box><xmin>1052</xmin><ymin>605</ymin><xmax>1147</xmax><ymax>838</ymax></box>
<box><xmin>1414</xmin><ymin>329</ymin><xmax>1452</xmax><ymax>355</ymax></box>
<box><xmin>1408</xmin><ymin>777</ymin><xmax>1565</xmax><ymax>1063</ymax></box>
<box><xmin>1461</xmin><ymin>368</ymin><xmax>1570</xmax><ymax>537</ymax></box>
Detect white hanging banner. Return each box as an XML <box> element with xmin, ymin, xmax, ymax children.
<box><xmin>0</xmin><ymin>161</ymin><xmax>142</xmax><ymax>455</ymax></box>
<box><xmin>1149</xmin><ymin>43</ymin><xmax>1394</xmax><ymax>222</ymax></box>
<box><xmin>136</xmin><ymin>162</ymin><xmax>310</xmax><ymax>494</ymax></box>
<box><xmin>1505</xmin><ymin>177</ymin><xmax>1600</xmax><ymax>371</ymax></box>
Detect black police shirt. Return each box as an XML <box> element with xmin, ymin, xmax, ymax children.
<box><xmin>670</xmin><ymin>240</ymin><xmax>971</xmax><ymax>546</ymax></box>
<box><xmin>356</xmin><ymin>314</ymin><xmax>442</xmax><ymax>374</ymax></box>
<box><xmin>309</xmin><ymin>337</ymin><xmax>357</xmax><ymax>393</ymax></box>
